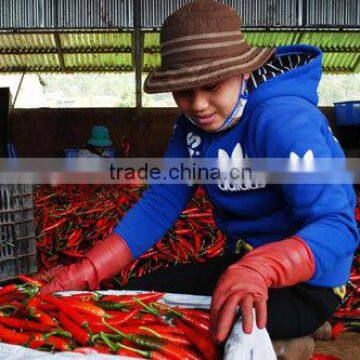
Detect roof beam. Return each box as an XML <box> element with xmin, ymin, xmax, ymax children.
<box><xmin>0</xmin><ymin>48</ymin><xmax>132</xmax><ymax>55</ymax></box>
<box><xmin>53</xmin><ymin>33</ymin><xmax>65</xmax><ymax>70</ymax></box>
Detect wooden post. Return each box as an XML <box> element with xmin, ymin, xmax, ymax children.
<box><xmin>134</xmin><ymin>0</ymin><xmax>143</xmax><ymax>109</ymax></box>
<box><xmin>0</xmin><ymin>88</ymin><xmax>12</xmax><ymax>157</ymax></box>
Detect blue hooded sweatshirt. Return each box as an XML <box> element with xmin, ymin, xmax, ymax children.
<box><xmin>115</xmin><ymin>45</ymin><xmax>359</xmax><ymax>287</ymax></box>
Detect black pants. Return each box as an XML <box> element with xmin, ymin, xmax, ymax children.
<box><xmin>123</xmin><ymin>254</ymin><xmax>341</xmax><ymax>339</ymax></box>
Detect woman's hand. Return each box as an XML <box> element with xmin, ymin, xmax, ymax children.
<box><xmin>210</xmin><ymin>236</ymin><xmax>315</xmax><ymax>343</ymax></box>
<box><xmin>210</xmin><ymin>262</ymin><xmax>268</xmax><ymax>342</ymax></box>
<box><xmin>38</xmin><ymin>233</ymin><xmax>132</xmax><ymax>295</ymax></box>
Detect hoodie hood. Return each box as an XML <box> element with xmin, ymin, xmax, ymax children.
<box><xmin>245</xmin><ymin>45</ymin><xmax>323</xmax><ymax>113</ymax></box>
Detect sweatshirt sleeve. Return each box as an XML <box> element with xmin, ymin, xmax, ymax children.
<box><xmin>114</xmin><ymin>119</ymin><xmax>196</xmax><ymax>259</ymax></box>
<box><xmin>254</xmin><ymin>102</ymin><xmax>359</xmax><ymax>284</ymax></box>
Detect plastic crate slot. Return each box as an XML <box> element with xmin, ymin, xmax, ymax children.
<box><xmin>0</xmin><ymin>185</ymin><xmax>37</xmax><ymax>283</ymax></box>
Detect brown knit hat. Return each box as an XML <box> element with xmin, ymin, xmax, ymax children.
<box><xmin>144</xmin><ymin>0</ymin><xmax>275</xmax><ymax>94</ymax></box>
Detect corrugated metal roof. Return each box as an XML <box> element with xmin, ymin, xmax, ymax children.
<box><xmin>306</xmin><ymin>0</ymin><xmax>360</xmax><ymax>27</ymax></box>
<box><xmin>1</xmin><ymin>0</ymin><xmax>359</xmax><ymax>29</ymax></box>
<box><xmin>0</xmin><ymin>0</ymin><xmax>133</xmax><ymax>28</ymax></box>
<box><xmin>0</xmin><ymin>30</ymin><xmax>359</xmax><ymax>73</ymax></box>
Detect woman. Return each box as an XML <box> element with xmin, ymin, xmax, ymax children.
<box><xmin>39</xmin><ymin>1</ymin><xmax>359</xmax><ymax>358</ymax></box>
<box><xmin>77</xmin><ymin>125</ymin><xmax>112</xmax><ymax>158</ymax></box>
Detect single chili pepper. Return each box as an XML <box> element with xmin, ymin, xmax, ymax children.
<box><xmin>30</xmin><ymin>332</ymin><xmax>73</xmax><ymax>351</ymax></box>
<box><xmin>181</xmin><ymin>213</ymin><xmax>212</xmax><ymax>219</ymax></box>
<box><xmin>311</xmin><ymin>354</ymin><xmax>341</xmax><ymax>360</ymax></box>
<box><xmin>154</xmin><ymin>303</ymin><xmax>209</xmax><ymax>333</ymax></box>
<box><xmin>0</xmin><ymin>324</ymin><xmax>30</xmax><ymax>345</ymax></box>
<box><xmin>175</xmin><ymin>308</ymin><xmax>210</xmax><ymax>321</ymax></box>
<box><xmin>176</xmin><ymin>235</ymin><xmax>195</xmax><ymax>255</ymax></box>
<box><xmin>206</xmin><ymin>241</ymin><xmax>224</xmax><ymax>259</ymax></box>
<box><xmin>76</xmin><ymin>207</ymin><xmax>104</xmax><ymax>216</ymax></box>
<box><xmin>17</xmin><ymin>274</ymin><xmax>45</xmax><ymax>288</ymax></box>
<box><xmin>100</xmin><ymin>292</ymin><xmax>164</xmax><ymax>305</ymax></box>
<box><xmin>63</xmin><ymin>298</ymin><xmax>108</xmax><ymax>318</ymax></box>
<box><xmin>67</xmin><ymin>293</ymin><xmax>98</xmax><ymax>302</ymax></box>
<box><xmin>139</xmin><ymin>326</ymin><xmax>191</xmax><ymax>347</ymax></box>
<box><xmin>55</xmin><ymin>202</ymin><xmax>84</xmax><ymax>217</ymax></box>
<box><xmin>174</xmin><ymin>229</ymin><xmax>193</xmax><ymax>235</ymax></box>
<box><xmin>0</xmin><ymin>284</ymin><xmax>20</xmax><ymax>297</ymax></box>
<box><xmin>0</xmin><ymin>315</ymin><xmax>54</xmax><ymax>332</ymax></box>
<box><xmin>27</xmin><ymin>297</ymin><xmax>58</xmax><ymax>327</ymax></box>
<box><xmin>58</xmin><ymin>312</ymin><xmax>90</xmax><ymax>346</ymax></box>
<box><xmin>66</xmin><ymin>228</ymin><xmax>83</xmax><ymax>248</ymax></box>
<box><xmin>40</xmin><ymin>218</ymin><xmax>67</xmax><ymax>234</ymax></box>
<box><xmin>331</xmin><ymin>322</ymin><xmax>346</xmax><ymax>339</ymax></box>
<box><xmin>181</xmin><ymin>207</ymin><xmax>199</xmax><ymax>215</ymax></box>
<box><xmin>89</xmin><ymin>308</ymin><xmax>139</xmax><ymax>333</ymax></box>
<box><xmin>333</xmin><ymin>309</ymin><xmax>360</xmax><ymax>318</ymax></box>
<box><xmin>193</xmin><ymin>233</ymin><xmax>202</xmax><ymax>254</ymax></box>
<box><xmin>174</xmin><ymin>319</ymin><xmax>218</xmax><ymax>360</ymax></box>
<box><xmin>60</xmin><ymin>249</ymin><xmax>86</xmax><ymax>258</ymax></box>
<box><xmin>116</xmin><ymin>342</ymin><xmax>168</xmax><ymax>359</ymax></box>
<box><xmin>139</xmin><ymin>313</ymin><xmax>160</xmax><ymax>324</ymax></box>
<box><xmin>40</xmin><ymin>295</ymin><xmax>89</xmax><ymax>328</ymax></box>
<box><xmin>140</xmin><ymin>324</ymin><xmax>184</xmax><ymax>335</ymax></box>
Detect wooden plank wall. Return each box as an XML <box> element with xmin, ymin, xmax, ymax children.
<box><xmin>8</xmin><ymin>106</ymin><xmax>342</xmax><ymax>157</ymax></box>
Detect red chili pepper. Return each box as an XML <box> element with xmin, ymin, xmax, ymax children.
<box><xmin>334</xmin><ymin>309</ymin><xmax>360</xmax><ymax>317</ymax></box>
<box><xmin>100</xmin><ymin>292</ymin><xmax>164</xmax><ymax>305</ymax></box>
<box><xmin>60</xmin><ymin>249</ymin><xmax>86</xmax><ymax>258</ymax></box>
<box><xmin>0</xmin><ymin>284</ymin><xmax>20</xmax><ymax>297</ymax></box>
<box><xmin>175</xmin><ymin>307</ymin><xmax>210</xmax><ymax>321</ymax></box>
<box><xmin>311</xmin><ymin>354</ymin><xmax>341</xmax><ymax>360</ymax></box>
<box><xmin>58</xmin><ymin>312</ymin><xmax>90</xmax><ymax>346</ymax></box>
<box><xmin>175</xmin><ymin>318</ymin><xmax>218</xmax><ymax>360</ymax></box>
<box><xmin>181</xmin><ymin>207</ymin><xmax>199</xmax><ymax>215</ymax></box>
<box><xmin>55</xmin><ymin>202</ymin><xmax>84</xmax><ymax>217</ymax></box>
<box><xmin>193</xmin><ymin>233</ymin><xmax>202</xmax><ymax>254</ymax></box>
<box><xmin>67</xmin><ymin>293</ymin><xmax>98</xmax><ymax>302</ymax></box>
<box><xmin>0</xmin><ymin>315</ymin><xmax>54</xmax><ymax>332</ymax></box>
<box><xmin>27</xmin><ymin>297</ymin><xmax>58</xmax><ymax>327</ymax></box>
<box><xmin>63</xmin><ymin>298</ymin><xmax>107</xmax><ymax>318</ymax></box>
<box><xmin>40</xmin><ymin>295</ymin><xmax>89</xmax><ymax>328</ymax></box>
<box><xmin>0</xmin><ymin>324</ymin><xmax>30</xmax><ymax>345</ymax></box>
<box><xmin>139</xmin><ymin>326</ymin><xmax>191</xmax><ymax>347</ymax></box>
<box><xmin>155</xmin><ymin>303</ymin><xmax>210</xmax><ymax>333</ymax></box>
<box><xmin>182</xmin><ymin>213</ymin><xmax>212</xmax><ymax>218</ymax></box>
<box><xmin>332</xmin><ymin>322</ymin><xmax>346</xmax><ymax>339</ymax></box>
<box><xmin>66</xmin><ymin>228</ymin><xmax>83</xmax><ymax>248</ymax></box>
<box><xmin>89</xmin><ymin>309</ymin><xmax>139</xmax><ymax>333</ymax></box>
<box><xmin>40</xmin><ymin>218</ymin><xmax>67</xmax><ymax>234</ymax></box>
<box><xmin>17</xmin><ymin>274</ymin><xmax>45</xmax><ymax>288</ymax></box>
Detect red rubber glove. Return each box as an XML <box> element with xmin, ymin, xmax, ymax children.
<box><xmin>38</xmin><ymin>233</ymin><xmax>132</xmax><ymax>295</ymax></box>
<box><xmin>210</xmin><ymin>236</ymin><xmax>315</xmax><ymax>342</ymax></box>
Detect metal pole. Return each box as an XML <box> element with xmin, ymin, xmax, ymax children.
<box><xmin>134</xmin><ymin>0</ymin><xmax>142</xmax><ymax>108</ymax></box>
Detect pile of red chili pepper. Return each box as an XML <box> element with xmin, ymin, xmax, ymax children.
<box><xmin>328</xmin><ymin>189</ymin><xmax>360</xmax><ymax>337</ymax></box>
<box><xmin>0</xmin><ymin>276</ymin><xmax>218</xmax><ymax>359</ymax></box>
<box><xmin>34</xmin><ymin>184</ymin><xmax>225</xmax><ymax>286</ymax></box>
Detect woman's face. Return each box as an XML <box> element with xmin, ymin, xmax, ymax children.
<box><xmin>172</xmin><ymin>74</ymin><xmax>248</xmax><ymax>132</ymax></box>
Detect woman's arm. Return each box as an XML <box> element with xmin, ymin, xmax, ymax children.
<box><xmin>39</xmin><ymin>118</ymin><xmax>196</xmax><ymax>294</ymax></box>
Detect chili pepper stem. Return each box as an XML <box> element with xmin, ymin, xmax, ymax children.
<box><xmin>101</xmin><ymin>318</ymin><xmax>127</xmax><ymax>338</ymax></box>
<box><xmin>139</xmin><ymin>326</ymin><xmax>162</xmax><ymax>338</ymax></box>
<box><xmin>99</xmin><ymin>332</ymin><xmax>118</xmax><ymax>352</ymax></box>
<box><xmin>132</xmin><ymin>297</ymin><xmax>159</xmax><ymax>316</ymax></box>
<box><xmin>153</xmin><ymin>302</ymin><xmax>182</xmax><ymax>317</ymax></box>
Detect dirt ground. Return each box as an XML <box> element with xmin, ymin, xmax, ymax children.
<box><xmin>314</xmin><ymin>332</ymin><xmax>360</xmax><ymax>360</ymax></box>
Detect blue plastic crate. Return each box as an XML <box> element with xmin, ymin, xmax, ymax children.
<box><xmin>64</xmin><ymin>148</ymin><xmax>117</xmax><ymax>158</ymax></box>
<box><xmin>334</xmin><ymin>101</ymin><xmax>360</xmax><ymax>126</ymax></box>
